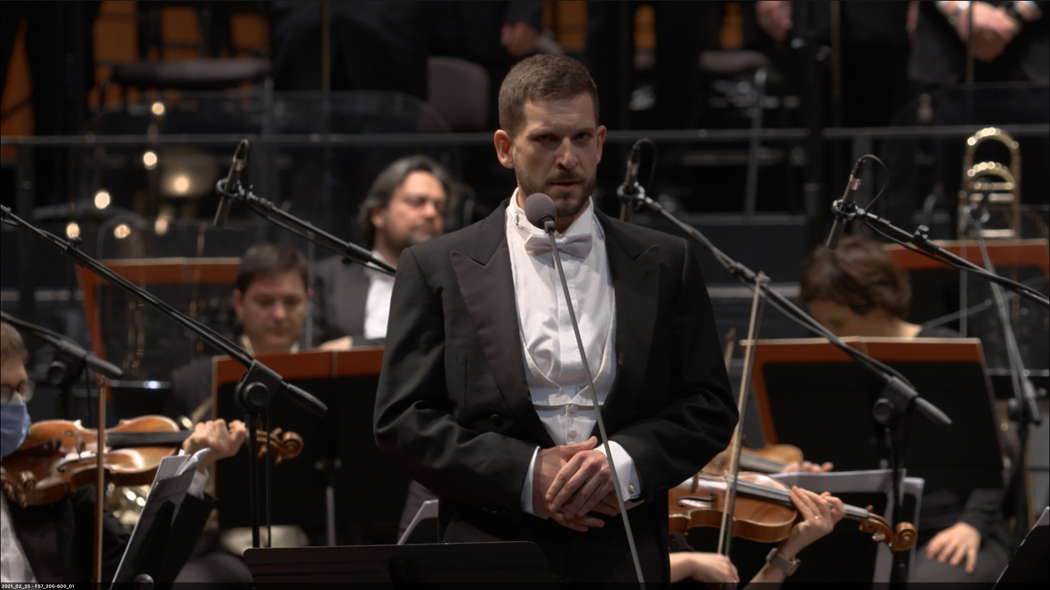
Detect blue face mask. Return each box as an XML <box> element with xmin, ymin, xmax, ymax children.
<box><xmin>1</xmin><ymin>401</ymin><xmax>30</xmax><ymax>459</ymax></box>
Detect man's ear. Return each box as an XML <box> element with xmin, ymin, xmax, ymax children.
<box><xmin>370</xmin><ymin>207</ymin><xmax>386</xmax><ymax>232</ymax></box>
<box><xmin>595</xmin><ymin>124</ymin><xmax>607</xmax><ymax>164</ymax></box>
<box><xmin>232</xmin><ymin>289</ymin><xmax>245</xmax><ymax>320</ymax></box>
<box><xmin>493</xmin><ymin>129</ymin><xmax>515</xmax><ymax>169</ymax></box>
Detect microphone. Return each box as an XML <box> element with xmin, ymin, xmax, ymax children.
<box><xmin>825</xmin><ymin>156</ymin><xmax>865</xmax><ymax>249</ymax></box>
<box><xmin>214</xmin><ymin>139</ymin><xmax>250</xmax><ymax>228</ymax></box>
<box><xmin>618</xmin><ymin>140</ymin><xmax>644</xmax><ymax>220</ymax></box>
<box><xmin>524</xmin><ymin>192</ymin><xmax>557</xmax><ymax>234</ymax></box>
<box><xmin>522</xmin><ymin>191</ymin><xmax>647</xmax><ymax>586</ymax></box>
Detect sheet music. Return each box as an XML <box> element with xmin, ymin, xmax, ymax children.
<box><xmin>110</xmin><ymin>449</ymin><xmax>210</xmax><ymax>588</ymax></box>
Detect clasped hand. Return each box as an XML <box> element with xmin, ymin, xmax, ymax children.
<box><xmin>532</xmin><ymin>436</ymin><xmax>621</xmax><ymax>532</ymax></box>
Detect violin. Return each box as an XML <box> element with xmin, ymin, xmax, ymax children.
<box><xmin>1</xmin><ymin>415</ymin><xmax>304</xmax><ymax>508</ymax></box>
<box><xmin>668</xmin><ymin>471</ymin><xmax>917</xmax><ymax>552</ymax></box>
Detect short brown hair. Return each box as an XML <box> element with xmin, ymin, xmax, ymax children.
<box><xmin>799</xmin><ymin>236</ymin><xmax>912</xmax><ymax>319</ymax></box>
<box><xmin>1</xmin><ymin>322</ymin><xmax>26</xmax><ymax>363</ymax></box>
<box><xmin>498</xmin><ymin>54</ymin><xmax>600</xmax><ymax>135</ymax></box>
<box><xmin>235</xmin><ymin>244</ymin><xmax>309</xmax><ymax>293</ymax></box>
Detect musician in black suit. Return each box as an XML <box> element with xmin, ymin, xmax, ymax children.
<box><xmin>310</xmin><ymin>155</ymin><xmax>453</xmax><ymax>349</ymax></box>
<box><xmin>1</xmin><ymin>322</ymin><xmax>247</xmax><ymax>584</ymax></box>
<box><xmin>374</xmin><ymin>54</ymin><xmax>736</xmax><ymax>583</ymax></box>
<box><xmin>166</xmin><ymin>244</ymin><xmax>312</xmax><ymax>422</ymax></box>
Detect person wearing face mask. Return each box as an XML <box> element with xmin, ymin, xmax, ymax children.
<box><xmin>0</xmin><ymin>321</ymin><xmax>247</xmax><ymax>584</ymax></box>
<box><xmin>311</xmin><ymin>155</ymin><xmax>453</xmax><ymax>351</ymax></box>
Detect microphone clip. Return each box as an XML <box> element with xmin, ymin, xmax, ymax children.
<box><xmin>830</xmin><ymin>196</ymin><xmax>859</xmax><ymax>221</ymax></box>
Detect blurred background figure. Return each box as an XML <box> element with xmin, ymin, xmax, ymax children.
<box><xmin>311</xmin><ymin>155</ymin><xmax>454</xmax><ymax>349</ymax></box>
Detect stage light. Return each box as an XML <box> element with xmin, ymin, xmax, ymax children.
<box><xmin>170</xmin><ymin>174</ymin><xmax>191</xmax><ymax>196</ymax></box>
<box><xmin>65</xmin><ymin>222</ymin><xmax>81</xmax><ymax>240</ymax></box>
<box><xmin>93</xmin><ymin>189</ymin><xmax>111</xmax><ymax>210</ymax></box>
<box><xmin>150</xmin><ymin>101</ymin><xmax>166</xmax><ymax>117</ymax></box>
<box><xmin>142</xmin><ymin>151</ymin><xmax>158</xmax><ymax>169</ymax></box>
<box><xmin>113</xmin><ymin>223</ymin><xmax>131</xmax><ymax>239</ymax></box>
<box><xmin>154</xmin><ymin>216</ymin><xmax>170</xmax><ymax>235</ymax></box>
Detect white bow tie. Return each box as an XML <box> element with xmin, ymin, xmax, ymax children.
<box><xmin>523</xmin><ymin>233</ymin><xmax>592</xmax><ymax>259</ymax></box>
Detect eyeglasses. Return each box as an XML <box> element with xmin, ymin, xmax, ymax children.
<box><xmin>0</xmin><ymin>380</ymin><xmax>33</xmax><ymax>404</ymax></box>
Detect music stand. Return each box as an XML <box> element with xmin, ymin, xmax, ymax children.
<box><xmin>995</xmin><ymin>506</ymin><xmax>1049</xmax><ymax>586</ymax></box>
<box><xmin>110</xmin><ymin>454</ymin><xmax>207</xmax><ymax>590</ymax></box>
<box><xmin>748</xmin><ymin>337</ymin><xmax>1005</xmax><ymax>492</ymax></box>
<box><xmin>212</xmin><ymin>348</ymin><xmax>401</xmax><ymax>545</ymax></box>
<box><xmin>244</xmin><ymin>541</ymin><xmax>558</xmax><ymax>584</ymax></box>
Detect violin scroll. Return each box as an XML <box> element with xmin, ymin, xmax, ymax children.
<box><xmin>255</xmin><ymin>428</ymin><xmax>304</xmax><ymax>464</ymax></box>
<box><xmin>857</xmin><ymin>506</ymin><xmax>917</xmax><ymax>552</ymax></box>
<box><xmin>890</xmin><ymin>521</ymin><xmax>918</xmax><ymax>552</ymax></box>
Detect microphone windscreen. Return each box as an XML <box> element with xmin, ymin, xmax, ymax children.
<box><xmin>524</xmin><ymin>193</ymin><xmax>557</xmax><ymax>230</ymax></box>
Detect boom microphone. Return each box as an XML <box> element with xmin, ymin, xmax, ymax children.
<box><xmin>214</xmin><ymin>139</ymin><xmax>250</xmax><ymax>228</ymax></box>
<box><xmin>825</xmin><ymin>156</ymin><xmax>865</xmax><ymax>249</ymax></box>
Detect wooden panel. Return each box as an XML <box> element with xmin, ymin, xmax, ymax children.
<box><xmin>884</xmin><ymin>239</ymin><xmax>1049</xmax><ymax>277</ymax></box>
<box><xmin>213</xmin><ymin>348</ymin><xmax>385</xmax><ymax>401</ymax></box>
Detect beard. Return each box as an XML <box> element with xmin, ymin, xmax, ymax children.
<box><xmin>518</xmin><ymin>173</ymin><xmax>596</xmax><ymax>222</ymax></box>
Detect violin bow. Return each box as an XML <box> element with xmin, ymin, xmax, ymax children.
<box><xmin>716</xmin><ymin>272</ymin><xmax>769</xmax><ymax>556</ymax></box>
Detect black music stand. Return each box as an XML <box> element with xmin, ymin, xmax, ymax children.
<box><xmin>994</xmin><ymin>506</ymin><xmax>1049</xmax><ymax>587</ymax></box>
<box><xmin>110</xmin><ymin>455</ymin><xmax>207</xmax><ymax>590</ymax></box>
<box><xmin>244</xmin><ymin>542</ymin><xmax>558</xmax><ymax>585</ymax></box>
<box><xmin>751</xmin><ymin>338</ymin><xmax>1005</xmax><ymax>492</ymax></box>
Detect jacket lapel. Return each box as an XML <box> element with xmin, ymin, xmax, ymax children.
<box><xmin>450</xmin><ymin>204</ymin><xmax>552</xmax><ymax>446</ymax></box>
<box><xmin>597</xmin><ymin>211</ymin><xmax>660</xmax><ymax>425</ymax></box>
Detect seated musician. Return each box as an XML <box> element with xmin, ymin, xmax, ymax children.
<box><xmin>669</xmin><ymin>486</ymin><xmax>846</xmax><ymax>585</ymax></box>
<box><xmin>799</xmin><ymin>235</ymin><xmax>1012</xmax><ymax>584</ymax></box>
<box><xmin>166</xmin><ymin>243</ymin><xmax>312</xmax><ymax>422</ymax></box>
<box><xmin>1</xmin><ymin>321</ymin><xmax>247</xmax><ymax>583</ymax></box>
<box><xmin>311</xmin><ymin>154</ymin><xmax>454</xmax><ymax>350</ymax></box>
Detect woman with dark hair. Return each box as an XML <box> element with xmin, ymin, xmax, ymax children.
<box><xmin>799</xmin><ymin>236</ymin><xmax>1012</xmax><ymax>585</ymax></box>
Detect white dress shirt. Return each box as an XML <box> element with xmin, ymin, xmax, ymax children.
<box><xmin>1</xmin><ymin>495</ymin><xmax>36</xmax><ymax>583</ymax></box>
<box><xmin>364</xmin><ymin>250</ymin><xmax>396</xmax><ymax>340</ymax></box>
<box><xmin>504</xmin><ymin>193</ymin><xmax>641</xmax><ymax>515</ymax></box>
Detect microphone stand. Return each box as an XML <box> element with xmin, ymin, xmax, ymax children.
<box><xmin>0</xmin><ymin>204</ymin><xmax>328</xmax><ymax>552</ymax></box>
<box><xmin>830</xmin><ymin>199</ymin><xmax>1049</xmax><ymax>310</ymax></box>
<box><xmin>541</xmin><ymin>219</ymin><xmax>646</xmax><ymax>589</ymax></box>
<box><xmin>622</xmin><ymin>191</ymin><xmax>950</xmax><ymax>585</ymax></box>
<box><xmin>832</xmin><ymin>199</ymin><xmax>1045</xmax><ymax>430</ymax></box>
<box><xmin>1</xmin><ymin>311</ymin><xmax>124</xmax><ymax>419</ymax></box>
<box><xmin>964</xmin><ymin>210</ymin><xmax>1041</xmax><ymax>535</ymax></box>
<box><xmin>215</xmin><ymin>160</ymin><xmax>395</xmax><ymax>277</ymax></box>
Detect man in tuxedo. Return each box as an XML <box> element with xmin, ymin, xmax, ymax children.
<box><xmin>311</xmin><ymin>155</ymin><xmax>453</xmax><ymax>349</ymax></box>
<box><xmin>374</xmin><ymin>54</ymin><xmax>736</xmax><ymax>583</ymax></box>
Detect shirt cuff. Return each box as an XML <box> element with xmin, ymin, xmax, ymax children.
<box><xmin>597</xmin><ymin>441</ymin><xmax>642</xmax><ymax>501</ymax></box>
<box><xmin>520</xmin><ymin>446</ymin><xmax>540</xmax><ymax>515</ymax></box>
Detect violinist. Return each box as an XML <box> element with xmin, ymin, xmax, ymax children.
<box><xmin>1</xmin><ymin>321</ymin><xmax>247</xmax><ymax>584</ymax></box>
<box><xmin>669</xmin><ymin>486</ymin><xmax>846</xmax><ymax>585</ymax></box>
<box><xmin>799</xmin><ymin>236</ymin><xmax>1013</xmax><ymax>584</ymax></box>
